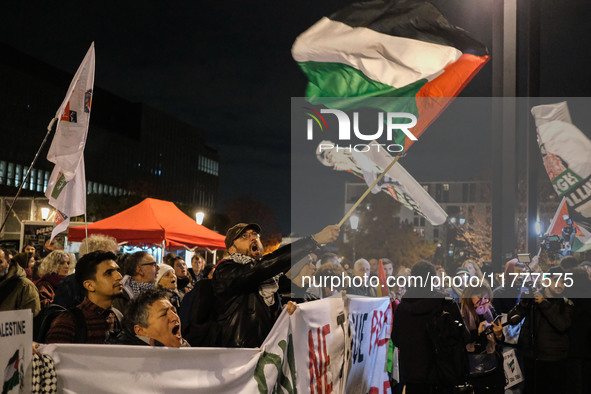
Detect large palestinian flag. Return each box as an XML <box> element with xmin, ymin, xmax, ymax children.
<box><xmin>292</xmin><ymin>0</ymin><xmax>489</xmax><ymax>150</ymax></box>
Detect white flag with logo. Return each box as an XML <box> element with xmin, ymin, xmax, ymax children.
<box><xmin>531</xmin><ymin>101</ymin><xmax>591</xmax><ymax>231</ymax></box>
<box><xmin>317</xmin><ymin>140</ymin><xmax>447</xmax><ymax>225</ymax></box>
<box><xmin>45</xmin><ymin>43</ymin><xmax>95</xmax><ymax>241</ymax></box>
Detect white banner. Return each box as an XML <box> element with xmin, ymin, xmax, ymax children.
<box><xmin>531</xmin><ymin>101</ymin><xmax>591</xmax><ymax>229</ymax></box>
<box><xmin>347</xmin><ymin>296</ymin><xmax>392</xmax><ymax>394</ymax></box>
<box><xmin>503</xmin><ymin>348</ymin><xmax>524</xmax><ymax>389</ymax></box>
<box><xmin>317</xmin><ymin>140</ymin><xmax>447</xmax><ymax>225</ymax></box>
<box><xmin>40</xmin><ymin>296</ymin><xmax>393</xmax><ymax>394</ymax></box>
<box><xmin>0</xmin><ymin>310</ymin><xmax>33</xmax><ymax>394</ymax></box>
<box><xmin>46</xmin><ymin>43</ymin><xmax>95</xmax><ymax>181</ymax></box>
<box><xmin>291</xmin><ymin>296</ymin><xmax>348</xmax><ymax>394</ymax></box>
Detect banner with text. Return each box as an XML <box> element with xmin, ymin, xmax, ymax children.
<box><xmin>0</xmin><ymin>310</ymin><xmax>33</xmax><ymax>394</ymax></box>
<box><xmin>347</xmin><ymin>296</ymin><xmax>392</xmax><ymax>394</ymax></box>
<box><xmin>40</xmin><ymin>296</ymin><xmax>392</xmax><ymax>394</ymax></box>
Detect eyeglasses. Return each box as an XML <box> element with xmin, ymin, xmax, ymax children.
<box><xmin>239</xmin><ymin>231</ymin><xmax>260</xmax><ymax>240</ymax></box>
<box><xmin>141</xmin><ymin>262</ymin><xmax>158</xmax><ymax>267</ymax></box>
<box><xmin>474</xmin><ymin>298</ymin><xmax>490</xmax><ymax>307</ymax></box>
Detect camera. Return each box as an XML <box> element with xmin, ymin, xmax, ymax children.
<box><xmin>520</xmin><ymin>279</ymin><xmax>540</xmax><ymax>296</ymax></box>
<box><xmin>539</xmin><ymin>234</ymin><xmax>562</xmax><ymax>253</ymax></box>
<box><xmin>516</xmin><ymin>253</ymin><xmax>540</xmax><ymax>295</ymax></box>
<box><xmin>561</xmin><ymin>217</ymin><xmax>576</xmax><ymax>256</ymax></box>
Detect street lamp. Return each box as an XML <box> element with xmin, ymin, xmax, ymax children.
<box><xmin>195</xmin><ymin>211</ymin><xmax>205</xmax><ymax>225</ymax></box>
<box><xmin>534</xmin><ymin>220</ymin><xmax>542</xmax><ymax>236</ymax></box>
<box><xmin>350</xmin><ymin>214</ymin><xmax>359</xmax><ymax>231</ymax></box>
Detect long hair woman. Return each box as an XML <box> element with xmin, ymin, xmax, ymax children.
<box><xmin>460</xmin><ymin>283</ymin><xmax>505</xmax><ymax>394</ymax></box>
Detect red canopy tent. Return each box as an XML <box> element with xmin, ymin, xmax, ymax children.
<box><xmin>68</xmin><ymin>198</ymin><xmax>226</xmax><ymax>250</ymax></box>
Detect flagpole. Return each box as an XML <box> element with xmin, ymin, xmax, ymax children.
<box><xmin>0</xmin><ymin>117</ymin><xmax>57</xmax><ymax>234</ymax></box>
<box><xmin>338</xmin><ymin>155</ymin><xmax>401</xmax><ymax>228</ymax></box>
<box><xmin>84</xmin><ymin>212</ymin><xmax>89</xmax><ymax>250</ymax></box>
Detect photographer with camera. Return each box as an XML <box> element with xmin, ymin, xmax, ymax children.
<box><xmin>507</xmin><ymin>266</ymin><xmax>574</xmax><ymax>394</ymax></box>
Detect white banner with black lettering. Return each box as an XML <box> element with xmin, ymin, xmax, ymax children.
<box><xmin>40</xmin><ymin>296</ymin><xmax>391</xmax><ymax>393</ymax></box>
<box><xmin>0</xmin><ymin>310</ymin><xmax>33</xmax><ymax>394</ymax></box>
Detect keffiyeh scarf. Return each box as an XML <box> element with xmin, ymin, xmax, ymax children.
<box><xmin>231</xmin><ymin>254</ymin><xmax>279</xmax><ymax>306</ymax></box>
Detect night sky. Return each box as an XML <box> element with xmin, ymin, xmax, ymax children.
<box><xmin>2</xmin><ymin>0</ymin><xmax>591</xmax><ymax>235</ymax></box>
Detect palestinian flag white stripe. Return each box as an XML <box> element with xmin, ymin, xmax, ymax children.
<box><xmin>293</xmin><ymin>17</ymin><xmax>462</xmax><ymax>88</ymax></box>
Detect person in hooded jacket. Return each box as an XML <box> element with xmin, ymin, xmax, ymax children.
<box><xmin>392</xmin><ymin>260</ymin><xmax>465</xmax><ymax>394</ymax></box>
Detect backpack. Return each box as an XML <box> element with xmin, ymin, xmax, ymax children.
<box><xmin>426</xmin><ymin>300</ymin><xmax>470</xmax><ymax>389</ymax></box>
<box><xmin>33</xmin><ymin>304</ymin><xmax>87</xmax><ymax>344</ymax></box>
<box><xmin>179</xmin><ymin>279</ymin><xmax>217</xmax><ymax>347</ymax></box>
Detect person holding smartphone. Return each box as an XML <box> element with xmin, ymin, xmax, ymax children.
<box><xmin>460</xmin><ymin>282</ymin><xmax>505</xmax><ymax>394</ymax></box>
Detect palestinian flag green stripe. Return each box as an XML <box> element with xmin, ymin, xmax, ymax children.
<box><xmin>297</xmin><ymin>61</ymin><xmax>427</xmax><ymax>99</ymax></box>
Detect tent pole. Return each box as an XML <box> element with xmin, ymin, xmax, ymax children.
<box><xmin>161</xmin><ymin>240</ymin><xmax>165</xmax><ymax>263</ymax></box>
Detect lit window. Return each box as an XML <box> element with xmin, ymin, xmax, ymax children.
<box><xmin>43</xmin><ymin>171</ymin><xmax>50</xmax><ymax>192</ymax></box>
<box><xmin>0</xmin><ymin>161</ymin><xmax>6</xmax><ymax>185</ymax></box>
<box><xmin>15</xmin><ymin>164</ymin><xmax>22</xmax><ymax>187</ymax></box>
<box><xmin>29</xmin><ymin>168</ymin><xmax>35</xmax><ymax>190</ymax></box>
<box><xmin>7</xmin><ymin>163</ymin><xmax>14</xmax><ymax>186</ymax></box>
<box><xmin>36</xmin><ymin>170</ymin><xmax>43</xmax><ymax>192</ymax></box>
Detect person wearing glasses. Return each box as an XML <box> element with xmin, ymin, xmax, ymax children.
<box><xmin>209</xmin><ymin>222</ymin><xmax>340</xmax><ymax>348</ymax></box>
<box><xmin>460</xmin><ymin>283</ymin><xmax>505</xmax><ymax>393</ymax></box>
<box><xmin>113</xmin><ymin>251</ymin><xmax>159</xmax><ymax>314</ymax></box>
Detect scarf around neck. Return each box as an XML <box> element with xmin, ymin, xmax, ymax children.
<box><xmin>231</xmin><ymin>254</ymin><xmax>279</xmax><ymax>307</ymax></box>
<box><xmin>129</xmin><ymin>278</ymin><xmax>154</xmax><ymax>298</ymax></box>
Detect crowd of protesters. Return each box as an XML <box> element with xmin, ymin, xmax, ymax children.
<box><xmin>2</xmin><ymin>227</ymin><xmax>591</xmax><ymax>394</ymax></box>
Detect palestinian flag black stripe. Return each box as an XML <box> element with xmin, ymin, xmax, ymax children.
<box><xmin>292</xmin><ymin>0</ymin><xmax>489</xmax><ymax>149</ymax></box>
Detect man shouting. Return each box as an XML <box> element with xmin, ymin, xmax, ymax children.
<box><xmin>210</xmin><ymin>223</ymin><xmax>339</xmax><ymax>348</ymax></box>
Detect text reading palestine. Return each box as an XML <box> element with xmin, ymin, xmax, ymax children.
<box><xmin>0</xmin><ymin>320</ymin><xmax>26</xmax><ymax>337</ymax></box>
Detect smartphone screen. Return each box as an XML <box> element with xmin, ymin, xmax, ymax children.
<box><xmin>517</xmin><ymin>253</ymin><xmax>531</xmax><ymax>264</ymax></box>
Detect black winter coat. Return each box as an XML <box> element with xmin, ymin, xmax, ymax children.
<box><xmin>53</xmin><ymin>274</ymin><xmax>84</xmax><ymax>309</ymax></box>
<box><xmin>567</xmin><ymin>297</ymin><xmax>591</xmax><ymax>358</ymax></box>
<box><xmin>392</xmin><ymin>290</ymin><xmax>463</xmax><ymax>385</ymax></box>
<box><xmin>210</xmin><ymin>236</ymin><xmax>318</xmax><ymax>348</ymax></box>
<box><xmin>106</xmin><ymin>327</ymin><xmax>150</xmax><ymax>346</ymax></box>
<box><xmin>508</xmin><ymin>296</ymin><xmax>574</xmax><ymax>361</ymax></box>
